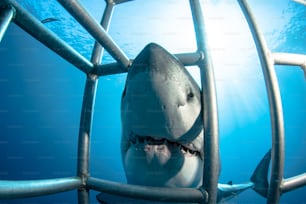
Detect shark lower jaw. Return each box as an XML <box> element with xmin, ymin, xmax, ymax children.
<box><xmin>123</xmin><ymin>133</ymin><xmax>204</xmax><ymax>188</ymax></box>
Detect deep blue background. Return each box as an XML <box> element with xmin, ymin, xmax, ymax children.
<box><xmin>0</xmin><ymin>0</ymin><xmax>305</xmax><ymax>203</ymax></box>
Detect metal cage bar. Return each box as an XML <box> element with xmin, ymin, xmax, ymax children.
<box><xmin>281</xmin><ymin>173</ymin><xmax>306</xmax><ymax>194</ymax></box>
<box><xmin>87</xmin><ymin>177</ymin><xmax>205</xmax><ymax>203</ymax></box>
<box><xmin>0</xmin><ymin>0</ymin><xmax>93</xmax><ymax>73</ymax></box>
<box><xmin>0</xmin><ymin>177</ymin><xmax>82</xmax><ymax>199</ymax></box>
<box><xmin>1</xmin><ymin>0</ymin><xmax>305</xmax><ymax>203</ymax></box>
<box><xmin>238</xmin><ymin>1</ymin><xmax>285</xmax><ymax>203</ymax></box>
<box><xmin>94</xmin><ymin>52</ymin><xmax>203</xmax><ymax>76</ymax></box>
<box><xmin>273</xmin><ymin>52</ymin><xmax>306</xmax><ymax>77</ymax></box>
<box><xmin>57</xmin><ymin>0</ymin><xmax>131</xmax><ymax>68</ymax></box>
<box><xmin>189</xmin><ymin>0</ymin><xmax>220</xmax><ymax>203</ymax></box>
<box><xmin>0</xmin><ymin>4</ymin><xmax>15</xmax><ymax>42</ymax></box>
<box><xmin>77</xmin><ymin>74</ymin><xmax>98</xmax><ymax>204</ymax></box>
<box><xmin>76</xmin><ymin>2</ymin><xmax>115</xmax><ymax>203</ymax></box>
<box><xmin>90</xmin><ymin>2</ymin><xmax>115</xmax><ymax>65</ymax></box>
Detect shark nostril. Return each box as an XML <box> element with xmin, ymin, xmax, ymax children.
<box><xmin>122</xmin><ymin>86</ymin><xmax>127</xmax><ymax>98</ymax></box>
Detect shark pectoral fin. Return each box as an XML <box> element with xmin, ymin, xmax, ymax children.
<box><xmin>250</xmin><ymin>149</ymin><xmax>271</xmax><ymax>198</ymax></box>
<box><xmin>217</xmin><ymin>182</ymin><xmax>253</xmax><ymax>203</ymax></box>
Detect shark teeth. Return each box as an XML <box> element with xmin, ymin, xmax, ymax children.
<box><xmin>130</xmin><ymin>135</ymin><xmax>202</xmax><ymax>159</ymax></box>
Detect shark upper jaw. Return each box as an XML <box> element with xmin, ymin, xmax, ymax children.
<box><xmin>127</xmin><ymin>133</ymin><xmax>203</xmax><ymax>159</ymax></box>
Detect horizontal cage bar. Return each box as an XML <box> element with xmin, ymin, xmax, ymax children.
<box><xmin>94</xmin><ymin>52</ymin><xmax>202</xmax><ymax>76</ymax></box>
<box><xmin>273</xmin><ymin>52</ymin><xmax>306</xmax><ymax>77</ymax></box>
<box><xmin>87</xmin><ymin>177</ymin><xmax>205</xmax><ymax>203</ymax></box>
<box><xmin>281</xmin><ymin>173</ymin><xmax>306</xmax><ymax>194</ymax></box>
<box><xmin>0</xmin><ymin>177</ymin><xmax>82</xmax><ymax>199</ymax></box>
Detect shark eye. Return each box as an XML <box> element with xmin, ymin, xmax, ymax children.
<box><xmin>187</xmin><ymin>91</ymin><xmax>194</xmax><ymax>101</ymax></box>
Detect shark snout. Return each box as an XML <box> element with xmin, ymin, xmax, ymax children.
<box><xmin>121</xmin><ymin>43</ymin><xmax>202</xmax><ymax>142</ymax></box>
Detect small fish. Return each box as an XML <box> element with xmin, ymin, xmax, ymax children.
<box><xmin>41</xmin><ymin>17</ymin><xmax>59</xmax><ymax>24</ymax></box>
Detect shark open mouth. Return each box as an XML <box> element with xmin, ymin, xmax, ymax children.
<box><xmin>129</xmin><ymin>134</ymin><xmax>202</xmax><ymax>159</ymax></box>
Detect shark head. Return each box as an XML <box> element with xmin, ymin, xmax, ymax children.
<box><xmin>121</xmin><ymin>43</ymin><xmax>203</xmax><ymax>188</ymax></box>
<box><xmin>97</xmin><ymin>44</ymin><xmax>272</xmax><ymax>204</ymax></box>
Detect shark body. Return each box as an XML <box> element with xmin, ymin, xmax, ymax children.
<box><xmin>97</xmin><ymin>43</ymin><xmax>269</xmax><ymax>203</ymax></box>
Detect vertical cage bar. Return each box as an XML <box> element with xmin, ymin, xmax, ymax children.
<box><xmin>77</xmin><ymin>2</ymin><xmax>115</xmax><ymax>204</ymax></box>
<box><xmin>238</xmin><ymin>1</ymin><xmax>285</xmax><ymax>203</ymax></box>
<box><xmin>91</xmin><ymin>2</ymin><xmax>114</xmax><ymax>65</ymax></box>
<box><xmin>77</xmin><ymin>190</ymin><xmax>89</xmax><ymax>204</ymax></box>
<box><xmin>57</xmin><ymin>0</ymin><xmax>130</xmax><ymax>68</ymax></box>
<box><xmin>77</xmin><ymin>74</ymin><xmax>98</xmax><ymax>204</ymax></box>
<box><xmin>0</xmin><ymin>5</ymin><xmax>15</xmax><ymax>42</ymax></box>
<box><xmin>189</xmin><ymin>0</ymin><xmax>220</xmax><ymax>203</ymax></box>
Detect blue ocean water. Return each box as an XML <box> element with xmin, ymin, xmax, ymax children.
<box><xmin>0</xmin><ymin>0</ymin><xmax>305</xmax><ymax>203</ymax></box>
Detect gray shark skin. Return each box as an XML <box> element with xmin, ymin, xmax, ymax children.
<box><xmin>121</xmin><ymin>43</ymin><xmax>204</xmax><ymax>188</ymax></box>
<box><xmin>97</xmin><ymin>43</ymin><xmax>270</xmax><ymax>203</ymax></box>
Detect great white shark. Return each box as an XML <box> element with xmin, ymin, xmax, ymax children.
<box><xmin>97</xmin><ymin>43</ymin><xmax>269</xmax><ymax>203</ymax></box>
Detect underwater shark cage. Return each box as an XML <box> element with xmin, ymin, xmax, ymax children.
<box><xmin>0</xmin><ymin>0</ymin><xmax>305</xmax><ymax>203</ymax></box>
